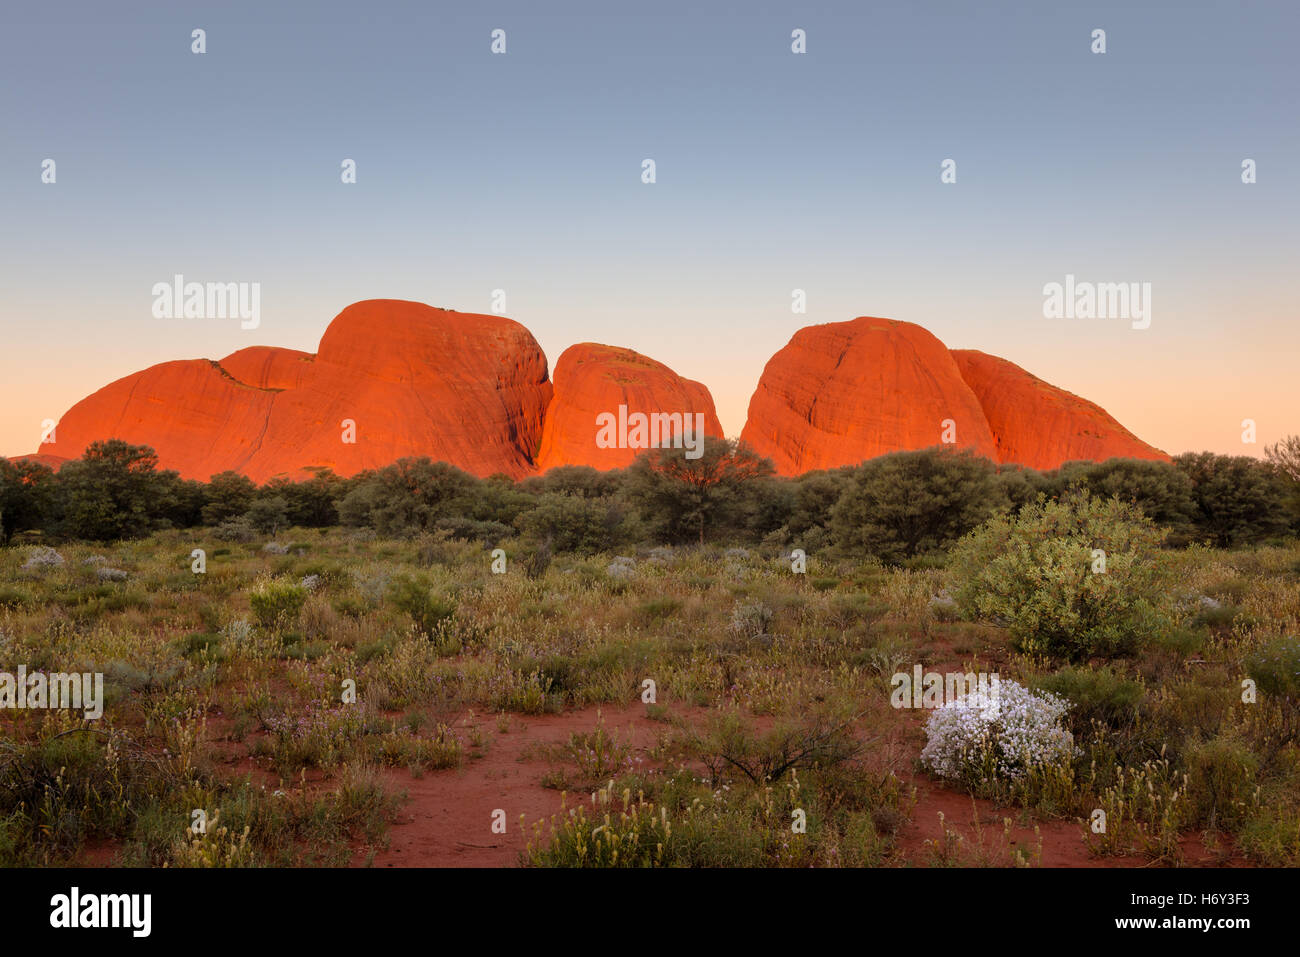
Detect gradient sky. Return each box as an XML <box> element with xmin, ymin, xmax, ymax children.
<box><xmin>2</xmin><ymin>0</ymin><xmax>1297</xmax><ymax>461</ymax></box>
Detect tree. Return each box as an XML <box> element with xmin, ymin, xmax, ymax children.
<box><xmin>1263</xmin><ymin>435</ymin><xmax>1300</xmax><ymax>534</ymax></box>
<box><xmin>624</xmin><ymin>439</ymin><xmax>774</xmax><ymax>545</ymax></box>
<box><xmin>515</xmin><ymin>492</ymin><xmax>628</xmax><ymax>553</ymax></box>
<box><xmin>158</xmin><ymin>476</ymin><xmax>208</xmax><ymax>529</ymax></box>
<box><xmin>1057</xmin><ymin>458</ymin><xmax>1196</xmax><ymax>536</ymax></box>
<box><xmin>53</xmin><ymin>440</ymin><xmax>171</xmax><ymax>541</ymax></box>
<box><xmin>1264</xmin><ymin>434</ymin><xmax>1300</xmax><ymax>482</ymax></box>
<box><xmin>245</xmin><ymin>495</ymin><xmax>289</xmax><ymax>535</ymax></box>
<box><xmin>201</xmin><ymin>471</ymin><xmax>258</xmax><ymax>525</ymax></box>
<box><xmin>337</xmin><ymin>458</ymin><xmax>477</xmax><ymax>535</ymax></box>
<box><xmin>788</xmin><ymin>469</ymin><xmax>853</xmax><ymax>537</ymax></box>
<box><xmin>830</xmin><ymin>448</ymin><xmax>1005</xmax><ymax>563</ymax></box>
<box><xmin>995</xmin><ymin>463</ymin><xmax>1059</xmax><ymax>512</ymax></box>
<box><xmin>1174</xmin><ymin>452</ymin><xmax>1291</xmax><ymax>546</ymax></box>
<box><xmin>0</xmin><ymin>458</ymin><xmax>56</xmax><ymax>544</ymax></box>
<box><xmin>521</xmin><ymin>465</ymin><xmax>624</xmax><ymax>499</ymax></box>
<box><xmin>263</xmin><ymin>471</ymin><xmax>341</xmax><ymax>527</ymax></box>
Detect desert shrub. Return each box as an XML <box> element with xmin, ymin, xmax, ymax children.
<box><xmin>729</xmin><ymin>601</ymin><xmax>774</xmax><ymax>640</ymax></box>
<box><xmin>1238</xmin><ymin>807</ymin><xmax>1300</xmax><ymax>865</ymax></box>
<box><xmin>1033</xmin><ymin>665</ymin><xmax>1145</xmax><ymax>732</ymax></box>
<box><xmin>0</xmin><ymin>726</ymin><xmax>182</xmax><ymax>860</ymax></box>
<box><xmin>386</xmin><ymin>574</ymin><xmax>455</xmax><ymax>636</ymax></box>
<box><xmin>696</xmin><ymin>708</ymin><xmax>861</xmax><ymax>785</ymax></box>
<box><xmin>1244</xmin><ymin>636</ymin><xmax>1300</xmax><ymax>747</ymax></box>
<box><xmin>523</xmin><ymin>540</ymin><xmax>552</xmax><ymax>580</ymax></box>
<box><xmin>1183</xmin><ymin>735</ymin><xmax>1258</xmax><ymax>829</ymax></box>
<box><xmin>170</xmin><ymin>812</ymin><xmax>256</xmax><ymax>868</ymax></box>
<box><xmin>265</xmin><ymin>701</ymin><xmax>370</xmax><ymax>770</ymax></box>
<box><xmin>516</xmin><ymin>492</ymin><xmax>626</xmax><ymax>553</ymax></box>
<box><xmin>337</xmin><ymin>458</ymin><xmax>477</xmax><ymax>535</ymax></box>
<box><xmin>830</xmin><ymin>448</ymin><xmax>1004</xmax><ymax>563</ymax></box>
<box><xmin>1245</xmin><ymin>636</ymin><xmax>1300</xmax><ymax>700</ymax></box>
<box><xmin>636</xmin><ymin>597</ymin><xmax>682</xmax><ymax>624</ymax></box>
<box><xmin>413</xmin><ymin>529</ymin><xmax>459</xmax><ymax>566</ymax></box>
<box><xmin>433</xmin><ymin>516</ymin><xmax>512</xmax><ymax>542</ymax></box>
<box><xmin>0</xmin><ymin>585</ymin><xmax>36</xmax><ymax>609</ymax></box>
<box><xmin>919</xmin><ymin>679</ymin><xmax>1074</xmax><ymax>785</ymax></box>
<box><xmin>371</xmin><ymin>724</ymin><xmax>462</xmax><ymax>771</ymax></box>
<box><xmin>212</xmin><ymin>516</ymin><xmax>256</xmax><ymax>543</ymax></box>
<box><xmin>21</xmin><ymin>545</ymin><xmax>65</xmax><ymax>569</ymax></box>
<box><xmin>249</xmin><ymin>578</ymin><xmax>308</xmax><ymax>630</ymax></box>
<box><xmin>525</xmin><ymin>778</ymin><xmax>762</xmax><ymax>868</ymax></box>
<box><xmin>566</xmin><ymin>717</ymin><xmax>632</xmax><ymax>783</ymax></box>
<box><xmin>948</xmin><ymin>491</ymin><xmax>1173</xmax><ymax>660</ymax></box>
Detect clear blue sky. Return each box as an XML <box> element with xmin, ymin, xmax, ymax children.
<box><xmin>2</xmin><ymin>0</ymin><xmax>1297</xmax><ymax>456</ymax></box>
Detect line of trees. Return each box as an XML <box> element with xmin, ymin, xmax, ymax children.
<box><xmin>2</xmin><ymin>437</ymin><xmax>1298</xmax><ymax>559</ymax></box>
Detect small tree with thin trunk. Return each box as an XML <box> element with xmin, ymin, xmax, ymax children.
<box><xmin>624</xmin><ymin>438</ymin><xmax>774</xmax><ymax>545</ymax></box>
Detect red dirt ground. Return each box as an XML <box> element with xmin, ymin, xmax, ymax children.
<box><xmin>350</xmin><ymin>702</ymin><xmax>1250</xmax><ymax>868</ymax></box>
<box><xmin>358</xmin><ymin>703</ymin><xmax>682</xmax><ymax>867</ymax></box>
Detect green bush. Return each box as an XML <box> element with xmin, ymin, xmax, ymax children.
<box><xmin>0</xmin><ymin>585</ymin><xmax>35</xmax><ymax>609</ymax></box>
<box><xmin>948</xmin><ymin>491</ymin><xmax>1173</xmax><ymax>660</ymax></box>
<box><xmin>1184</xmin><ymin>735</ymin><xmax>1257</xmax><ymax>829</ymax></box>
<box><xmin>249</xmin><ymin>578</ymin><xmax>308</xmax><ymax>630</ymax></box>
<box><xmin>1174</xmin><ymin>452</ymin><xmax>1293</xmax><ymax>546</ymax></box>
<box><xmin>1034</xmin><ymin>665</ymin><xmax>1145</xmax><ymax>731</ymax></box>
<box><xmin>516</xmin><ymin>492</ymin><xmax>626</xmax><ymax>554</ymax></box>
<box><xmin>337</xmin><ymin>459</ymin><xmax>478</xmax><ymax>536</ymax></box>
<box><xmin>387</xmin><ymin>575</ymin><xmax>456</xmax><ymax>636</ymax></box>
<box><xmin>1055</xmin><ymin>458</ymin><xmax>1196</xmax><ymax>538</ymax></box>
<box><xmin>830</xmin><ymin>448</ymin><xmax>1005</xmax><ymax>563</ymax></box>
<box><xmin>1245</xmin><ymin>636</ymin><xmax>1300</xmax><ymax>699</ymax></box>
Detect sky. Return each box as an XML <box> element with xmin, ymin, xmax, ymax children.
<box><xmin>2</xmin><ymin>0</ymin><xmax>1297</xmax><ymax>460</ymax></box>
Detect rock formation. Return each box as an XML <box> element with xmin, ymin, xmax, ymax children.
<box><xmin>33</xmin><ymin>303</ymin><xmax>1167</xmax><ymax>482</ymax></box>
<box><xmin>740</xmin><ymin>317</ymin><xmax>999</xmax><ymax>475</ymax></box>
<box><xmin>536</xmin><ymin>344</ymin><xmax>723</xmax><ymax>471</ymax></box>
<box><xmin>950</xmin><ymin>349</ymin><xmax>1169</xmax><ymax>469</ymax></box>
<box><xmin>41</xmin><ymin>301</ymin><xmax>553</xmax><ymax>482</ymax></box>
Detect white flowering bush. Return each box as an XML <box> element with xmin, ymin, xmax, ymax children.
<box><xmin>920</xmin><ymin>679</ymin><xmax>1074</xmax><ymax>785</ymax></box>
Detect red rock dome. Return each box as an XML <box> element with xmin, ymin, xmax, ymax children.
<box><xmin>536</xmin><ymin>343</ymin><xmax>724</xmax><ymax>471</ymax></box>
<box><xmin>43</xmin><ymin>301</ymin><xmax>552</xmax><ymax>482</ymax></box>
<box><xmin>740</xmin><ymin>317</ymin><xmax>998</xmax><ymax>475</ymax></box>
